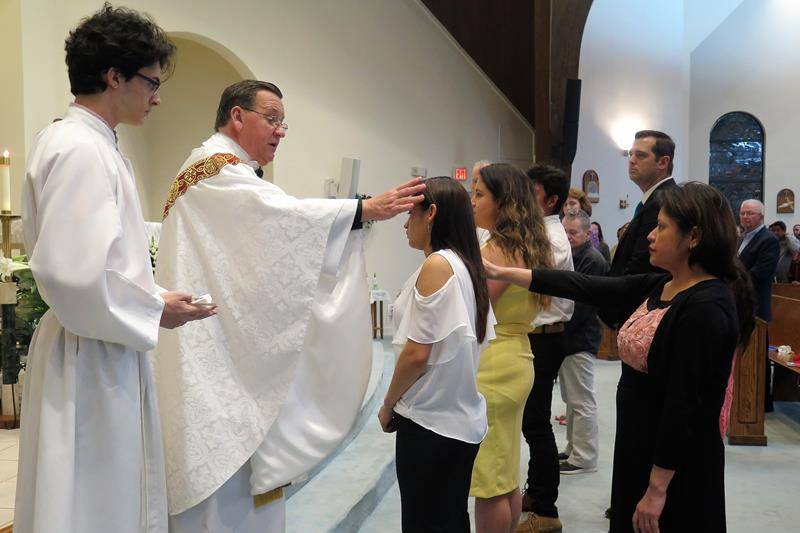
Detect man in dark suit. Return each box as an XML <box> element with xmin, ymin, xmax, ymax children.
<box><xmin>739</xmin><ymin>200</ymin><xmax>779</xmax><ymax>320</ymax></box>
<box><xmin>738</xmin><ymin>199</ymin><xmax>780</xmax><ymax>412</ymax></box>
<box><xmin>599</xmin><ymin>130</ymin><xmax>679</xmax><ymax>328</ymax></box>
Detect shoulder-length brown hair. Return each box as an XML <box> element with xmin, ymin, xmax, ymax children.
<box><xmin>568</xmin><ymin>187</ymin><xmax>592</xmax><ymax>216</ymax></box>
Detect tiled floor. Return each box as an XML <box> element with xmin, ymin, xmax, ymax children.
<box><xmin>0</xmin><ymin>430</ymin><xmax>18</xmax><ymax>529</ymax></box>
<box><xmin>362</xmin><ymin>359</ymin><xmax>800</xmax><ymax>532</ymax></box>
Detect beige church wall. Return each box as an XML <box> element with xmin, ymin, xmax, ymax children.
<box><xmin>16</xmin><ymin>0</ymin><xmax>532</xmax><ymax>300</ymax></box>
<box><xmin>570</xmin><ymin>0</ymin><xmax>687</xmax><ymax>247</ymax></box>
<box><xmin>689</xmin><ymin>0</ymin><xmax>800</xmax><ymax>227</ymax></box>
<box><xmin>126</xmin><ymin>36</ymin><xmax>249</xmax><ymax>220</ymax></box>
<box><xmin>0</xmin><ymin>0</ymin><xmax>26</xmax><ymax>216</ymax></box>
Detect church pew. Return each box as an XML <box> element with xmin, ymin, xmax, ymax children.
<box><xmin>769</xmin><ymin>285</ymin><xmax>800</xmax><ymax>402</ymax></box>
<box><xmin>596</xmin><ymin>325</ymin><xmax>619</xmax><ymax>360</ymax></box>
<box><xmin>729</xmin><ymin>318</ymin><xmax>768</xmax><ymax>446</ymax></box>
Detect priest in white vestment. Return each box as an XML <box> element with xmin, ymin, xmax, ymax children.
<box><xmin>15</xmin><ymin>6</ymin><xmax>216</xmax><ymax>533</ymax></box>
<box><xmin>152</xmin><ymin>80</ymin><xmax>425</xmax><ymax>532</ymax></box>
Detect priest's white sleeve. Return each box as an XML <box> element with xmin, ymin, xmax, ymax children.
<box><xmin>320</xmin><ymin>198</ymin><xmax>358</xmax><ymax>277</ymax></box>
<box><xmin>248</xmin><ymin>227</ymin><xmax>372</xmax><ymax>494</ymax></box>
<box><xmin>24</xmin><ymin>140</ymin><xmax>164</xmax><ymax>351</ymax></box>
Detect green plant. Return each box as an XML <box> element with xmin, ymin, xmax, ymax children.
<box><xmin>12</xmin><ymin>258</ymin><xmax>48</xmax><ymax>347</ymax></box>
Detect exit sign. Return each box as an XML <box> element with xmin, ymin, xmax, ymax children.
<box><xmin>453</xmin><ymin>167</ymin><xmax>468</xmax><ymax>181</ymax></box>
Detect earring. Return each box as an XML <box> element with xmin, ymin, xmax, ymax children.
<box><xmin>427</xmin><ymin>223</ymin><xmax>431</xmax><ymax>233</ymax></box>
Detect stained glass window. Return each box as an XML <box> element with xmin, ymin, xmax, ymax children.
<box><xmin>709</xmin><ymin>112</ymin><xmax>764</xmax><ymax>222</ymax></box>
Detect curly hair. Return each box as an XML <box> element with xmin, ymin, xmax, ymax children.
<box><xmin>478</xmin><ymin>163</ymin><xmax>554</xmax><ymax>271</ymax></box>
<box><xmin>65</xmin><ymin>2</ymin><xmax>176</xmax><ymax>96</ymax></box>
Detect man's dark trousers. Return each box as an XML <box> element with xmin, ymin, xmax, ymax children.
<box><xmin>522</xmin><ymin>329</ymin><xmax>568</xmax><ymax>517</ymax></box>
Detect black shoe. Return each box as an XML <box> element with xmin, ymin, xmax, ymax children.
<box><xmin>605</xmin><ymin>506</ymin><xmax>612</xmax><ymax>519</ymax></box>
<box><xmin>521</xmin><ymin>488</ymin><xmax>534</xmax><ymax>513</ymax></box>
<box><xmin>559</xmin><ymin>462</ymin><xmax>597</xmax><ymax>475</ymax></box>
<box><xmin>557</xmin><ymin>452</ymin><xmax>569</xmax><ymax>461</ymax></box>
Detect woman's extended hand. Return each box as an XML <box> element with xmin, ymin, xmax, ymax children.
<box><xmin>482</xmin><ymin>257</ymin><xmax>502</xmax><ymax>280</ymax></box>
<box><xmin>632</xmin><ymin>486</ymin><xmax>666</xmax><ymax>533</ymax></box>
<box><xmin>378</xmin><ymin>404</ymin><xmax>396</xmax><ymax>433</ymax></box>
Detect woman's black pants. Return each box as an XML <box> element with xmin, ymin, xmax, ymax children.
<box><xmin>395</xmin><ymin>415</ymin><xmax>480</xmax><ymax>533</ymax></box>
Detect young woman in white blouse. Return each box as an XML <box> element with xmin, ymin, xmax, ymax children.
<box><xmin>379</xmin><ymin>176</ymin><xmax>495</xmax><ymax>532</ymax></box>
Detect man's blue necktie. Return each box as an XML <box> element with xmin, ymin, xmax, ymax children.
<box><xmin>633</xmin><ymin>201</ymin><xmax>644</xmax><ymax>218</ymax></box>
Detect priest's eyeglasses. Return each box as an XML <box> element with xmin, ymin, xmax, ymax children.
<box><xmin>241</xmin><ymin>107</ymin><xmax>289</xmax><ymax>132</ymax></box>
<box><xmin>133</xmin><ymin>72</ymin><xmax>161</xmax><ymax>95</ymax></box>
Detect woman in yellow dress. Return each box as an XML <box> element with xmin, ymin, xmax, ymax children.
<box><xmin>470</xmin><ymin>163</ymin><xmax>554</xmax><ymax>532</ymax></box>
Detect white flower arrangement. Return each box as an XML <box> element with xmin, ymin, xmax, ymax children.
<box><xmin>0</xmin><ymin>254</ymin><xmax>29</xmax><ymax>282</ymax></box>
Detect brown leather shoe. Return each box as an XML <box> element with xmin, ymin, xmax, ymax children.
<box><xmin>515</xmin><ymin>512</ymin><xmax>563</xmax><ymax>533</ymax></box>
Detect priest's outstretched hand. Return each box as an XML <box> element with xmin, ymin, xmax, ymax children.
<box><xmin>160</xmin><ymin>290</ymin><xmax>218</xmax><ymax>329</ymax></box>
<box><xmin>361</xmin><ymin>178</ymin><xmax>426</xmax><ymax>221</ymax></box>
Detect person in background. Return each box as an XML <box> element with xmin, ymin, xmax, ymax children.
<box><xmin>562</xmin><ymin>187</ymin><xmax>592</xmax><ymax>217</ymax></box>
<box><xmin>470</xmin><ymin>163</ymin><xmax>553</xmax><ymax>533</ymax></box>
<box><xmin>603</xmin><ymin>130</ymin><xmax>678</xmax><ymax>328</ymax></box>
<box><xmin>738</xmin><ymin>199</ymin><xmax>779</xmax><ymax>412</ymax></box>
<box><xmin>382</xmin><ymin>176</ymin><xmax>494</xmax><ymax>532</ymax></box>
<box><xmin>610</xmin><ymin>222</ymin><xmax>630</xmax><ymax>262</ymax></box>
<box><xmin>590</xmin><ymin>221</ymin><xmax>611</xmax><ymax>263</ymax></box>
<box><xmin>557</xmin><ymin>210</ymin><xmax>608</xmax><ymax>476</ymax></box>
<box><xmin>484</xmin><ymin>181</ymin><xmax>755</xmax><ymax>533</ymax></box>
<box><xmin>768</xmin><ymin>221</ymin><xmax>798</xmax><ymax>283</ymax></box>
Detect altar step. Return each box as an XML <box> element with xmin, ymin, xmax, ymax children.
<box><xmin>286</xmin><ymin>341</ymin><xmax>397</xmax><ymax>533</ymax></box>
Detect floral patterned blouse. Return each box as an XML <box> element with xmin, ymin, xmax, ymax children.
<box><xmin>617</xmin><ymin>299</ymin><xmax>670</xmax><ymax>372</ymax></box>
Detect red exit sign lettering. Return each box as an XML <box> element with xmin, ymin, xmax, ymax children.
<box><xmin>453</xmin><ymin>167</ymin><xmax>468</xmax><ymax>181</ymax></box>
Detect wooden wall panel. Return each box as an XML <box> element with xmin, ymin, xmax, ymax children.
<box><xmin>420</xmin><ymin>0</ymin><xmax>593</xmax><ymax>169</ymax></box>
<box><xmin>421</xmin><ymin>0</ymin><xmax>535</xmax><ymax>126</ymax></box>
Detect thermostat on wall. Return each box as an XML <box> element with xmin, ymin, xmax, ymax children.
<box><xmin>411</xmin><ymin>167</ymin><xmax>427</xmax><ymax>178</ymax></box>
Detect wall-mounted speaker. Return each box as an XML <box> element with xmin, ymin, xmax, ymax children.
<box><xmin>555</xmin><ymin>78</ymin><xmax>581</xmax><ymax>166</ymax></box>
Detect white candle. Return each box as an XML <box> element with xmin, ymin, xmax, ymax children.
<box><xmin>0</xmin><ymin>150</ymin><xmax>10</xmax><ymax>213</ymax></box>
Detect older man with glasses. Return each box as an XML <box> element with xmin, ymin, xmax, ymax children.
<box><xmin>153</xmin><ymin>79</ymin><xmax>426</xmax><ymax>533</ymax></box>
<box><xmin>738</xmin><ymin>198</ymin><xmax>780</xmax><ymax>411</ymax></box>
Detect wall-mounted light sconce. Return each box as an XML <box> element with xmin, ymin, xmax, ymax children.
<box><xmin>610</xmin><ymin>117</ymin><xmax>644</xmax><ymax>157</ymax></box>
<box><xmin>619</xmin><ymin>194</ymin><xmax>629</xmax><ymax>210</ymax></box>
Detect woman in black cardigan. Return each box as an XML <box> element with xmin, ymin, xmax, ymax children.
<box><xmin>484</xmin><ymin>182</ymin><xmax>754</xmax><ymax>533</ymax></box>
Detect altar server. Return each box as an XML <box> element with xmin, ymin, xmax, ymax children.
<box><xmin>15</xmin><ymin>5</ymin><xmax>216</xmax><ymax>533</ymax></box>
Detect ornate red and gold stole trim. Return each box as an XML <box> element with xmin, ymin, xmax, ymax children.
<box><xmin>162</xmin><ymin>152</ymin><xmax>241</xmax><ymax>220</ymax></box>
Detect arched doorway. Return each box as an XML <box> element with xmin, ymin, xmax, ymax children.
<box><xmin>118</xmin><ymin>34</ymin><xmax>265</xmax><ymax>220</ymax></box>
<box><xmin>709</xmin><ymin>111</ymin><xmax>765</xmax><ymax>222</ymax></box>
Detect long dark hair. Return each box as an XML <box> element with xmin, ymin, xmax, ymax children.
<box><xmin>591</xmin><ymin>222</ymin><xmax>605</xmax><ymax>243</ymax></box>
<box><xmin>660</xmin><ymin>182</ymin><xmax>756</xmax><ymax>347</ymax></box>
<box><xmin>422</xmin><ymin>177</ymin><xmax>490</xmax><ymax>343</ymax></box>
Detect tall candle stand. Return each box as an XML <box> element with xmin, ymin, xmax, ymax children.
<box><xmin>0</xmin><ymin>210</ymin><xmax>21</xmax><ymax>428</ymax></box>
